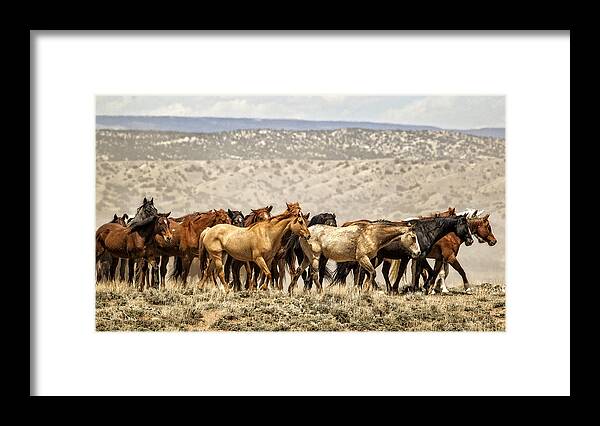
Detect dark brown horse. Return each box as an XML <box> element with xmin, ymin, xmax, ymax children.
<box><xmin>419</xmin><ymin>212</ymin><xmax>497</xmax><ymax>294</ymax></box>
<box><xmin>96</xmin><ymin>213</ymin><xmax>173</xmax><ymax>290</ymax></box>
<box><xmin>155</xmin><ymin>209</ymin><xmax>232</xmax><ymax>287</ymax></box>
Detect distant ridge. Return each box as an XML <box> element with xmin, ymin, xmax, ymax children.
<box><xmin>96</xmin><ymin>115</ymin><xmax>504</xmax><ymax>139</ymax></box>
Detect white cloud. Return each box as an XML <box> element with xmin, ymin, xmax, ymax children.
<box><xmin>381</xmin><ymin>96</ymin><xmax>505</xmax><ymax>129</ymax></box>
<box><xmin>96</xmin><ymin>95</ymin><xmax>505</xmax><ymax>129</ymax></box>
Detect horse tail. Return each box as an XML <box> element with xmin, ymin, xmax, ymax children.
<box><xmin>323</xmin><ymin>263</ymin><xmax>334</xmax><ymax>284</ymax></box>
<box><xmin>389</xmin><ymin>259</ymin><xmax>400</xmax><ymax>284</ymax></box>
<box><xmin>197</xmin><ymin>228</ymin><xmax>210</xmax><ymax>281</ymax></box>
<box><xmin>332</xmin><ymin>261</ymin><xmax>354</xmax><ymax>286</ymax></box>
<box><xmin>283</xmin><ymin>234</ymin><xmax>299</xmax><ymax>273</ymax></box>
<box><xmin>169</xmin><ymin>256</ymin><xmax>183</xmax><ymax>281</ymax></box>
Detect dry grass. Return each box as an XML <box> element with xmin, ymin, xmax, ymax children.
<box><xmin>96</xmin><ymin>281</ymin><xmax>505</xmax><ymax>332</ymax></box>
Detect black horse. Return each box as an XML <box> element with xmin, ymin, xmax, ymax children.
<box><xmin>223</xmin><ymin>209</ymin><xmax>246</xmax><ymax>290</ymax></box>
<box><xmin>282</xmin><ymin>212</ymin><xmax>338</xmax><ymax>291</ymax></box>
<box><xmin>127</xmin><ymin>197</ymin><xmax>158</xmax><ymax>228</ymax></box>
<box><xmin>332</xmin><ymin>215</ymin><xmax>473</xmax><ymax>293</ymax></box>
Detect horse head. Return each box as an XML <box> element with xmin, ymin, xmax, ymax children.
<box><xmin>155</xmin><ymin>212</ymin><xmax>173</xmax><ymax>243</ymax></box>
<box><xmin>227</xmin><ymin>209</ymin><xmax>245</xmax><ymax>227</ymax></box>
<box><xmin>290</xmin><ymin>211</ymin><xmax>311</xmax><ymax>239</ymax></box>
<box><xmin>469</xmin><ymin>213</ymin><xmax>497</xmax><ymax>246</ymax></box>
<box><xmin>455</xmin><ymin>214</ymin><xmax>474</xmax><ymax>246</ymax></box>
<box><xmin>399</xmin><ymin>228</ymin><xmax>421</xmax><ymax>259</ymax></box>
<box><xmin>214</xmin><ymin>209</ymin><xmax>233</xmax><ymax>225</ymax></box>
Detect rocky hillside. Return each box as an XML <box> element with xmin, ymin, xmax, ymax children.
<box><xmin>96</xmin><ymin>128</ymin><xmax>504</xmax><ymax>162</ymax></box>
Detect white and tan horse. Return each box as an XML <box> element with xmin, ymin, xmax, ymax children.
<box><xmin>289</xmin><ymin>222</ymin><xmax>421</xmax><ymax>293</ymax></box>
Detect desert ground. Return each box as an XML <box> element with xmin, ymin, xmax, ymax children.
<box><xmin>96</xmin><ymin>128</ymin><xmax>505</xmax><ymax>331</ymax></box>
<box><xmin>96</xmin><ymin>282</ymin><xmax>505</xmax><ymax>331</ymax></box>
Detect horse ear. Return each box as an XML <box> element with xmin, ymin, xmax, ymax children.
<box><xmin>113</xmin><ymin>214</ymin><xmax>118</xmax><ymax>221</ymax></box>
<box><xmin>267</xmin><ymin>205</ymin><xmax>273</xmax><ymax>212</ymax></box>
<box><xmin>165</xmin><ymin>211</ymin><xmax>171</xmax><ymax>217</ymax></box>
<box><xmin>123</xmin><ymin>213</ymin><xmax>129</xmax><ymax>220</ymax></box>
<box><xmin>472</xmin><ymin>209</ymin><xmax>478</xmax><ymax>217</ymax></box>
<box><xmin>483</xmin><ymin>213</ymin><xmax>490</xmax><ymax>220</ymax></box>
<box><xmin>150</xmin><ymin>197</ymin><xmax>154</xmax><ymax>204</ymax></box>
<box><xmin>333</xmin><ymin>213</ymin><xmax>336</xmax><ymax>218</ymax></box>
<box><xmin>304</xmin><ymin>212</ymin><xmax>310</xmax><ymax>220</ymax></box>
<box><xmin>143</xmin><ymin>197</ymin><xmax>148</xmax><ymax>203</ymax></box>
<box><xmin>228</xmin><ymin>208</ymin><xmax>233</xmax><ymax>215</ymax></box>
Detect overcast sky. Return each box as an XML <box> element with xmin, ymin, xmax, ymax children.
<box><xmin>96</xmin><ymin>95</ymin><xmax>505</xmax><ymax>129</ymax></box>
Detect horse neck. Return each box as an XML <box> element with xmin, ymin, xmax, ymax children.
<box><xmin>261</xmin><ymin>215</ymin><xmax>295</xmax><ymax>242</ymax></box>
<box><xmin>419</xmin><ymin>219</ymin><xmax>457</xmax><ymax>250</ymax></box>
<box><xmin>131</xmin><ymin>220</ymin><xmax>156</xmax><ymax>245</ymax></box>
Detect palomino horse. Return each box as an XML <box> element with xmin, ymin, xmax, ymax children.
<box><xmin>155</xmin><ymin>209</ymin><xmax>232</xmax><ymax>288</ymax></box>
<box><xmin>198</xmin><ymin>204</ymin><xmax>310</xmax><ymax>293</ymax></box>
<box><xmin>289</xmin><ymin>221</ymin><xmax>421</xmax><ymax>294</ymax></box>
<box><xmin>225</xmin><ymin>205</ymin><xmax>274</xmax><ymax>291</ymax></box>
<box><xmin>96</xmin><ymin>213</ymin><xmax>173</xmax><ymax>291</ymax></box>
<box><xmin>96</xmin><ymin>213</ymin><xmax>129</xmax><ymax>282</ymax></box>
<box><xmin>282</xmin><ymin>212</ymin><xmax>338</xmax><ymax>291</ymax></box>
<box><xmin>419</xmin><ymin>211</ymin><xmax>497</xmax><ymax>294</ymax></box>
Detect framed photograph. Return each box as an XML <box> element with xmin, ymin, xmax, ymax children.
<box><xmin>32</xmin><ymin>31</ymin><xmax>570</xmax><ymax>396</ymax></box>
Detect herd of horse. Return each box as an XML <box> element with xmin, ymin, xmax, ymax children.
<box><xmin>95</xmin><ymin>197</ymin><xmax>497</xmax><ymax>295</ymax></box>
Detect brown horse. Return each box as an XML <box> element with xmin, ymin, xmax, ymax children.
<box><xmin>420</xmin><ymin>212</ymin><xmax>497</xmax><ymax>294</ymax></box>
<box><xmin>153</xmin><ymin>209</ymin><xmax>232</xmax><ymax>287</ymax></box>
<box><xmin>198</xmin><ymin>204</ymin><xmax>310</xmax><ymax>293</ymax></box>
<box><xmin>96</xmin><ymin>213</ymin><xmax>173</xmax><ymax>291</ymax></box>
<box><xmin>96</xmin><ymin>213</ymin><xmax>129</xmax><ymax>282</ymax></box>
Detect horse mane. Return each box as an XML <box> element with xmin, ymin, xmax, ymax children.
<box><xmin>244</xmin><ymin>206</ymin><xmax>273</xmax><ymax>227</ymax></box>
<box><xmin>128</xmin><ymin>215</ymin><xmax>156</xmax><ymax>232</ymax></box>
<box><xmin>309</xmin><ymin>213</ymin><xmax>335</xmax><ymax>227</ymax></box>
<box><xmin>247</xmin><ymin>208</ymin><xmax>298</xmax><ymax>229</ymax></box>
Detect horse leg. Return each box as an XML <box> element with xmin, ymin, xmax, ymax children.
<box><xmin>352</xmin><ymin>264</ymin><xmax>360</xmax><ymax>289</ymax></box>
<box><xmin>181</xmin><ymin>255</ymin><xmax>192</xmax><ymax>287</ymax></box>
<box><xmin>357</xmin><ymin>256</ymin><xmax>376</xmax><ymax>291</ymax></box>
<box><xmin>310</xmin><ymin>256</ymin><xmax>321</xmax><ymax>292</ymax></box>
<box><xmin>224</xmin><ymin>254</ymin><xmax>233</xmax><ymax>284</ymax></box>
<box><xmin>317</xmin><ymin>255</ymin><xmax>327</xmax><ymax>291</ymax></box>
<box><xmin>210</xmin><ymin>252</ymin><xmax>229</xmax><ymax>293</ymax></box>
<box><xmin>128</xmin><ymin>259</ymin><xmax>135</xmax><ymax>285</ymax></box>
<box><xmin>159</xmin><ymin>256</ymin><xmax>168</xmax><ymax>290</ymax></box>
<box><xmin>447</xmin><ymin>256</ymin><xmax>471</xmax><ymax>294</ymax></box>
<box><xmin>232</xmin><ymin>261</ymin><xmax>242</xmax><ymax>291</ymax></box>
<box><xmin>382</xmin><ymin>259</ymin><xmax>392</xmax><ymax>294</ymax></box>
<box><xmin>244</xmin><ymin>262</ymin><xmax>254</xmax><ymax>290</ymax></box>
<box><xmin>435</xmin><ymin>261</ymin><xmax>450</xmax><ymax>294</ymax></box>
<box><xmin>426</xmin><ymin>259</ymin><xmax>445</xmax><ymax>295</ymax></box>
<box><xmin>139</xmin><ymin>259</ymin><xmax>148</xmax><ymax>291</ymax></box>
<box><xmin>254</xmin><ymin>256</ymin><xmax>272</xmax><ymax>290</ymax></box>
<box><xmin>289</xmin><ymin>256</ymin><xmax>310</xmax><ymax>295</ymax></box>
<box><xmin>277</xmin><ymin>257</ymin><xmax>286</xmax><ymax>291</ymax></box>
<box><xmin>109</xmin><ymin>256</ymin><xmax>119</xmax><ymax>282</ymax></box>
<box><xmin>392</xmin><ymin>257</ymin><xmax>409</xmax><ymax>294</ymax></box>
<box><xmin>118</xmin><ymin>258</ymin><xmax>127</xmax><ymax>282</ymax></box>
